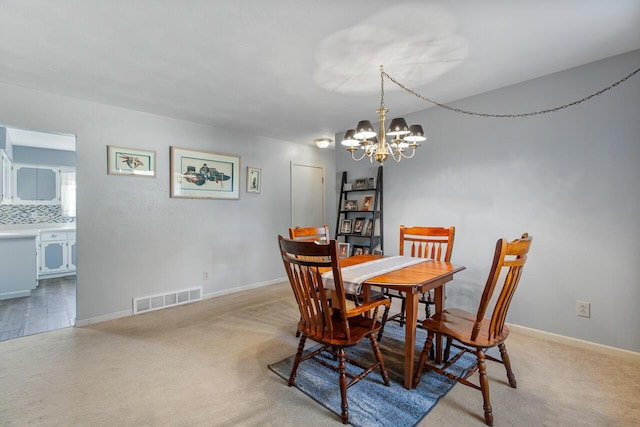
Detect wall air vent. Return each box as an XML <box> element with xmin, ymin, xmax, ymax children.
<box><xmin>133</xmin><ymin>287</ymin><xmax>202</xmax><ymax>315</ymax></box>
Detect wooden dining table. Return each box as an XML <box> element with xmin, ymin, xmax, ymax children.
<box><xmin>338</xmin><ymin>254</ymin><xmax>466</xmax><ymax>389</ymax></box>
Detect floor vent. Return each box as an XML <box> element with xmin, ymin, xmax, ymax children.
<box><xmin>133</xmin><ymin>287</ymin><xmax>202</xmax><ymax>315</ymax></box>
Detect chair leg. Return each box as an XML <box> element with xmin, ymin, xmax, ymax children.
<box><xmin>498</xmin><ymin>343</ymin><xmax>517</xmax><ymax>388</ymax></box>
<box><xmin>369</xmin><ymin>333</ymin><xmax>390</xmax><ymax>386</ymax></box>
<box><xmin>337</xmin><ymin>347</ymin><xmax>349</xmax><ymax>424</ymax></box>
<box><xmin>288</xmin><ymin>335</ymin><xmax>307</xmax><ymax>386</ymax></box>
<box><xmin>477</xmin><ymin>349</ymin><xmax>494</xmax><ymax>426</ymax></box>
<box><xmin>377</xmin><ymin>304</ymin><xmax>391</xmax><ymax>342</ymax></box>
<box><xmin>399</xmin><ymin>298</ymin><xmax>406</xmax><ymax>326</ymax></box>
<box><xmin>413</xmin><ymin>330</ymin><xmax>435</xmax><ymax>388</ymax></box>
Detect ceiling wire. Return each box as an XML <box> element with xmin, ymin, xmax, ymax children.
<box><xmin>382</xmin><ymin>66</ymin><xmax>640</xmax><ymax>118</ymax></box>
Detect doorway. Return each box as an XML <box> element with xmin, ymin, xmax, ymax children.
<box><xmin>290</xmin><ymin>162</ymin><xmax>325</xmax><ymax>229</ymax></box>
<box><xmin>0</xmin><ymin>125</ymin><xmax>77</xmax><ymax>342</ymax></box>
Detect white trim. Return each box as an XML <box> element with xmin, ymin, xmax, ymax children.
<box><xmin>74</xmin><ymin>278</ymin><xmax>286</xmax><ymax>327</ymax></box>
<box><xmin>508</xmin><ymin>323</ymin><xmax>640</xmax><ymax>361</ymax></box>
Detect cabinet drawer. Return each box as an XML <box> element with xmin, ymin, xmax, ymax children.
<box><xmin>40</xmin><ymin>231</ymin><xmax>68</xmax><ymax>241</ymax></box>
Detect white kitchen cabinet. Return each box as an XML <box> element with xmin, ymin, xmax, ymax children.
<box><xmin>11</xmin><ymin>163</ymin><xmax>60</xmax><ymax>204</ymax></box>
<box><xmin>39</xmin><ymin>230</ymin><xmax>76</xmax><ymax>278</ymax></box>
<box><xmin>0</xmin><ymin>150</ymin><xmax>11</xmax><ymax>203</ymax></box>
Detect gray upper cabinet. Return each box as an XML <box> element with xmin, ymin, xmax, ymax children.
<box><xmin>11</xmin><ymin>163</ymin><xmax>60</xmax><ymax>204</ymax></box>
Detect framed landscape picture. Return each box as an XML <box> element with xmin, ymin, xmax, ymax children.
<box><xmin>107</xmin><ymin>146</ymin><xmax>156</xmax><ymax>177</ymax></box>
<box><xmin>354</xmin><ymin>178</ymin><xmax>367</xmax><ymax>190</ymax></box>
<box><xmin>170</xmin><ymin>146</ymin><xmax>240</xmax><ymax>199</ymax></box>
<box><xmin>344</xmin><ymin>200</ymin><xmax>358</xmax><ymax>211</ymax></box>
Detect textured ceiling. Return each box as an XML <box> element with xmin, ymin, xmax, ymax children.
<box><xmin>0</xmin><ymin>0</ymin><xmax>639</xmax><ymax>148</ymax></box>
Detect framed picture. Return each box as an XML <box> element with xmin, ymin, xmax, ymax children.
<box><xmin>353</xmin><ymin>217</ymin><xmax>365</xmax><ymax>234</ymax></box>
<box><xmin>339</xmin><ymin>218</ymin><xmax>353</xmax><ymax>234</ymax></box>
<box><xmin>107</xmin><ymin>146</ymin><xmax>156</xmax><ymax>177</ymax></box>
<box><xmin>354</xmin><ymin>178</ymin><xmax>367</xmax><ymax>190</ymax></box>
<box><xmin>246</xmin><ymin>166</ymin><xmax>261</xmax><ymax>193</ymax></box>
<box><xmin>361</xmin><ymin>196</ymin><xmax>374</xmax><ymax>211</ymax></box>
<box><xmin>338</xmin><ymin>242</ymin><xmax>350</xmax><ymax>258</ymax></box>
<box><xmin>362</xmin><ymin>246</ymin><xmax>371</xmax><ymax>255</ymax></box>
<box><xmin>352</xmin><ymin>245</ymin><xmax>364</xmax><ymax>256</ymax></box>
<box><xmin>344</xmin><ymin>200</ymin><xmax>358</xmax><ymax>211</ymax></box>
<box><xmin>343</xmin><ymin>183</ymin><xmax>353</xmax><ymax>191</ymax></box>
<box><xmin>170</xmin><ymin>146</ymin><xmax>240</xmax><ymax>200</ymax></box>
<box><xmin>373</xmin><ymin>249</ymin><xmax>383</xmax><ymax>255</ymax></box>
<box><xmin>363</xmin><ymin>218</ymin><xmax>373</xmax><ymax>236</ymax></box>
<box><xmin>367</xmin><ymin>177</ymin><xmax>376</xmax><ymax>189</ymax></box>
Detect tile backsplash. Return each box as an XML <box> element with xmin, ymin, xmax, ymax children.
<box><xmin>0</xmin><ymin>204</ymin><xmax>76</xmax><ymax>225</ymax></box>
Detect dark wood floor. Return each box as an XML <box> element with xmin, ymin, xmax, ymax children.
<box><xmin>0</xmin><ymin>276</ymin><xmax>76</xmax><ymax>342</ymax></box>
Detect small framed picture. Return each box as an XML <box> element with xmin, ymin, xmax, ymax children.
<box><xmin>362</xmin><ymin>247</ymin><xmax>371</xmax><ymax>255</ymax></box>
<box><xmin>352</xmin><ymin>245</ymin><xmax>364</xmax><ymax>256</ymax></box>
<box><xmin>338</xmin><ymin>242</ymin><xmax>350</xmax><ymax>258</ymax></box>
<box><xmin>340</xmin><ymin>219</ymin><xmax>353</xmax><ymax>234</ymax></box>
<box><xmin>246</xmin><ymin>166</ymin><xmax>261</xmax><ymax>193</ymax></box>
<box><xmin>343</xmin><ymin>183</ymin><xmax>353</xmax><ymax>191</ymax></box>
<box><xmin>343</xmin><ymin>200</ymin><xmax>358</xmax><ymax>211</ymax></box>
<box><xmin>361</xmin><ymin>196</ymin><xmax>374</xmax><ymax>211</ymax></box>
<box><xmin>353</xmin><ymin>217</ymin><xmax>365</xmax><ymax>234</ymax></box>
<box><xmin>367</xmin><ymin>177</ymin><xmax>376</xmax><ymax>189</ymax></box>
<box><xmin>362</xmin><ymin>218</ymin><xmax>373</xmax><ymax>236</ymax></box>
<box><xmin>354</xmin><ymin>178</ymin><xmax>367</xmax><ymax>190</ymax></box>
<box><xmin>373</xmin><ymin>249</ymin><xmax>383</xmax><ymax>255</ymax></box>
<box><xmin>107</xmin><ymin>146</ymin><xmax>156</xmax><ymax>177</ymax></box>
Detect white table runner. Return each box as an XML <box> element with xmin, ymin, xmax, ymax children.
<box><xmin>322</xmin><ymin>256</ymin><xmax>429</xmax><ymax>295</ymax></box>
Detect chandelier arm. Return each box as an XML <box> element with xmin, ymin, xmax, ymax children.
<box><xmin>381</xmin><ymin>66</ymin><xmax>640</xmax><ymax>118</ymax></box>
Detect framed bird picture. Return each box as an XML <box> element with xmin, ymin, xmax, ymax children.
<box><xmin>107</xmin><ymin>146</ymin><xmax>156</xmax><ymax>177</ymax></box>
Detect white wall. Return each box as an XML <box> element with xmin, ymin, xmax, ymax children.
<box><xmin>0</xmin><ymin>82</ymin><xmax>335</xmax><ymax>322</ymax></box>
<box><xmin>336</xmin><ymin>50</ymin><xmax>640</xmax><ymax>352</ymax></box>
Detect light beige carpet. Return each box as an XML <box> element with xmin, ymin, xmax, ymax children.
<box><xmin>1</xmin><ymin>282</ymin><xmax>638</xmax><ymax>426</ymax></box>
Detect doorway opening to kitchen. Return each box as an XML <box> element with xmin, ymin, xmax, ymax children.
<box><xmin>0</xmin><ymin>125</ymin><xmax>76</xmax><ymax>342</ymax></box>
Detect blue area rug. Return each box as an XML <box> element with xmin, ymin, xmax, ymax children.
<box><xmin>268</xmin><ymin>322</ymin><xmax>477</xmax><ymax>426</ymax></box>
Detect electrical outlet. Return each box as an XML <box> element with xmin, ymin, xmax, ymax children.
<box><xmin>203</xmin><ymin>271</ymin><xmax>209</xmax><ymax>280</ymax></box>
<box><xmin>577</xmin><ymin>301</ymin><xmax>590</xmax><ymax>318</ymax></box>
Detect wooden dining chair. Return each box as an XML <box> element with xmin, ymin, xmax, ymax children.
<box><xmin>277</xmin><ymin>236</ymin><xmax>391</xmax><ymax>424</ymax></box>
<box><xmin>412</xmin><ymin>233</ymin><xmax>533</xmax><ymax>426</ymax></box>
<box><xmin>384</xmin><ymin>226</ymin><xmax>455</xmax><ymax>325</ymax></box>
<box><xmin>288</xmin><ymin>225</ymin><xmax>330</xmax><ymax>243</ymax></box>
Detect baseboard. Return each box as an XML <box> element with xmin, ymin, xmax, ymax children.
<box><xmin>75</xmin><ymin>309</ymin><xmax>133</xmax><ymax>327</ymax></box>
<box><xmin>507</xmin><ymin>323</ymin><xmax>640</xmax><ymax>361</ymax></box>
<box><xmin>202</xmin><ymin>277</ymin><xmax>284</xmax><ymax>299</ymax></box>
<box><xmin>75</xmin><ymin>278</ymin><xmax>285</xmax><ymax>327</ymax></box>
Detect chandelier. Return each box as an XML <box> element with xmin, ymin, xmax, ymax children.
<box><xmin>339</xmin><ymin>63</ymin><xmax>640</xmax><ymax>166</ymax></box>
<box><xmin>341</xmin><ymin>65</ymin><xmax>425</xmax><ymax>165</ymax></box>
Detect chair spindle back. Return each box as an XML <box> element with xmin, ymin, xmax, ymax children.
<box><xmin>399</xmin><ymin>226</ymin><xmax>455</xmax><ymax>262</ymax></box>
<box><xmin>472</xmin><ymin>233</ymin><xmax>533</xmax><ymax>342</ymax></box>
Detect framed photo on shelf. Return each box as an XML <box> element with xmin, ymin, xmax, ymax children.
<box><xmin>338</xmin><ymin>242</ymin><xmax>350</xmax><ymax>258</ymax></box>
<box><xmin>363</xmin><ymin>218</ymin><xmax>373</xmax><ymax>236</ymax></box>
<box><xmin>340</xmin><ymin>218</ymin><xmax>353</xmax><ymax>234</ymax></box>
<box><xmin>343</xmin><ymin>183</ymin><xmax>353</xmax><ymax>191</ymax></box>
<box><xmin>352</xmin><ymin>245</ymin><xmax>364</xmax><ymax>256</ymax></box>
<box><xmin>246</xmin><ymin>166</ymin><xmax>261</xmax><ymax>193</ymax></box>
<box><xmin>367</xmin><ymin>177</ymin><xmax>376</xmax><ymax>189</ymax></box>
<box><xmin>344</xmin><ymin>200</ymin><xmax>358</xmax><ymax>211</ymax></box>
<box><xmin>353</xmin><ymin>217</ymin><xmax>365</xmax><ymax>234</ymax></box>
<box><xmin>361</xmin><ymin>196</ymin><xmax>374</xmax><ymax>211</ymax></box>
<box><xmin>354</xmin><ymin>178</ymin><xmax>367</xmax><ymax>190</ymax></box>
<box><xmin>373</xmin><ymin>249</ymin><xmax>383</xmax><ymax>255</ymax></box>
<box><xmin>362</xmin><ymin>247</ymin><xmax>371</xmax><ymax>255</ymax></box>
<box><xmin>107</xmin><ymin>145</ymin><xmax>156</xmax><ymax>177</ymax></box>
<box><xmin>170</xmin><ymin>146</ymin><xmax>240</xmax><ymax>199</ymax></box>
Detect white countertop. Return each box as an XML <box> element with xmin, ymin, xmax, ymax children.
<box><xmin>0</xmin><ymin>223</ymin><xmax>76</xmax><ymax>239</ymax></box>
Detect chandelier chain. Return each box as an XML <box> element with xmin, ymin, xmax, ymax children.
<box><xmin>381</xmin><ymin>66</ymin><xmax>640</xmax><ymax>118</ymax></box>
